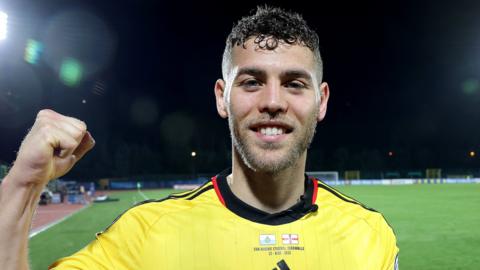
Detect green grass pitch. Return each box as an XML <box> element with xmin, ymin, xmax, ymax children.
<box><xmin>29</xmin><ymin>184</ymin><xmax>480</xmax><ymax>270</ymax></box>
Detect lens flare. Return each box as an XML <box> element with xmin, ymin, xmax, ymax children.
<box><xmin>130</xmin><ymin>97</ymin><xmax>159</xmax><ymax>126</ymax></box>
<box><xmin>59</xmin><ymin>57</ymin><xmax>83</xmax><ymax>87</ymax></box>
<box><xmin>462</xmin><ymin>79</ymin><xmax>479</xmax><ymax>95</ymax></box>
<box><xmin>43</xmin><ymin>9</ymin><xmax>116</xmax><ymax>81</ymax></box>
<box><xmin>24</xmin><ymin>39</ymin><xmax>44</xmax><ymax>65</ymax></box>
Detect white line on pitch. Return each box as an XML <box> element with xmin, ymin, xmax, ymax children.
<box><xmin>137</xmin><ymin>189</ymin><xmax>149</xmax><ymax>200</ymax></box>
<box><xmin>29</xmin><ymin>204</ymin><xmax>91</xmax><ymax>238</ymax></box>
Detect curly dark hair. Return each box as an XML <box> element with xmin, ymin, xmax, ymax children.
<box><xmin>222</xmin><ymin>5</ymin><xmax>323</xmax><ymax>82</ymax></box>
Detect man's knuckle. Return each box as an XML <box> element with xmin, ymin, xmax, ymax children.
<box><xmin>73</xmin><ymin>130</ymin><xmax>86</xmax><ymax>140</ymax></box>
<box><xmin>38</xmin><ymin>122</ymin><xmax>54</xmax><ymax>134</ymax></box>
<box><xmin>78</xmin><ymin>120</ymin><xmax>87</xmax><ymax>131</ymax></box>
<box><xmin>37</xmin><ymin>109</ymin><xmax>52</xmax><ymax>117</ymax></box>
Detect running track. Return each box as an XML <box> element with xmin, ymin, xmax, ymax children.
<box><xmin>30</xmin><ymin>202</ymin><xmax>87</xmax><ymax>238</ymax></box>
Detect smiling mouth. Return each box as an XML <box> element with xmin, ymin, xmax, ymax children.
<box><xmin>250</xmin><ymin>125</ymin><xmax>293</xmax><ymax>136</ymax></box>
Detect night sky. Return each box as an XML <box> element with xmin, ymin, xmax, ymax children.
<box><xmin>1</xmin><ymin>0</ymin><xmax>480</xmax><ymax>178</ymax></box>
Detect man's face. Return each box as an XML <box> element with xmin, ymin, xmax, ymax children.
<box><xmin>216</xmin><ymin>39</ymin><xmax>329</xmax><ymax>173</ymax></box>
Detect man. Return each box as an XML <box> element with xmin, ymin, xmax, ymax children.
<box><xmin>0</xmin><ymin>6</ymin><xmax>398</xmax><ymax>270</ymax></box>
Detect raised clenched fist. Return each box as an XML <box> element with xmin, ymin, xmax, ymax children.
<box><xmin>9</xmin><ymin>109</ymin><xmax>95</xmax><ymax>187</ymax></box>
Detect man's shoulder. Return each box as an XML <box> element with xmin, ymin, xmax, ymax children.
<box><xmin>132</xmin><ymin>179</ymin><xmax>218</xmax><ymax>213</ymax></box>
<box><xmin>312</xmin><ymin>178</ymin><xmax>394</xmax><ymax>233</ymax></box>
<box><xmin>101</xmin><ymin>180</ymin><xmax>219</xmax><ymax>233</ymax></box>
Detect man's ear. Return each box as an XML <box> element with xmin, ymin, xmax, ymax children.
<box><xmin>214</xmin><ymin>79</ymin><xmax>228</xmax><ymax>118</ymax></box>
<box><xmin>317</xmin><ymin>82</ymin><xmax>330</xmax><ymax>122</ymax></box>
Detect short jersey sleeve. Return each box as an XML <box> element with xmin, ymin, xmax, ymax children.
<box><xmin>48</xmin><ymin>234</ymin><xmax>114</xmax><ymax>270</ymax></box>
<box><xmin>49</xmin><ymin>205</ymin><xmax>154</xmax><ymax>270</ymax></box>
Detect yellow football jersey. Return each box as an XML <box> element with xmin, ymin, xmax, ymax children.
<box><xmin>50</xmin><ymin>169</ymin><xmax>399</xmax><ymax>270</ymax></box>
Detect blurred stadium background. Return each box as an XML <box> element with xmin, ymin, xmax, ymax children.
<box><xmin>1</xmin><ymin>0</ymin><xmax>480</xmax><ymax>269</ymax></box>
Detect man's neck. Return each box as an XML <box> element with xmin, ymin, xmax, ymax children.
<box><xmin>228</xmin><ymin>152</ymin><xmax>307</xmax><ymax>214</ymax></box>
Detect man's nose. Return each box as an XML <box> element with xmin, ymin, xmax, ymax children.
<box><xmin>258</xmin><ymin>83</ymin><xmax>288</xmax><ymax>115</ymax></box>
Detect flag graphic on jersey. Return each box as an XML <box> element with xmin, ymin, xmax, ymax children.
<box><xmin>281</xmin><ymin>234</ymin><xmax>299</xmax><ymax>245</ymax></box>
<box><xmin>259</xmin><ymin>234</ymin><xmax>276</xmax><ymax>245</ymax></box>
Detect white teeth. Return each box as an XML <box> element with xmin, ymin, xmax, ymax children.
<box><xmin>259</xmin><ymin>127</ymin><xmax>285</xmax><ymax>136</ymax></box>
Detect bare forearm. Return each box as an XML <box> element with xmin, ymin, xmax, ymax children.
<box><xmin>0</xmin><ymin>170</ymin><xmax>44</xmax><ymax>270</ymax></box>
<box><xmin>0</xmin><ymin>110</ymin><xmax>95</xmax><ymax>270</ymax></box>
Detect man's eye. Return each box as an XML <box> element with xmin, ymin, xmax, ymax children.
<box><xmin>284</xmin><ymin>81</ymin><xmax>305</xmax><ymax>89</ymax></box>
<box><xmin>242</xmin><ymin>79</ymin><xmax>261</xmax><ymax>87</ymax></box>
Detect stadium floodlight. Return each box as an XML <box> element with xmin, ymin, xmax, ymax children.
<box><xmin>0</xmin><ymin>11</ymin><xmax>7</xmax><ymax>41</ymax></box>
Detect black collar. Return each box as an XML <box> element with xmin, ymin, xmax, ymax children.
<box><xmin>212</xmin><ymin>168</ymin><xmax>318</xmax><ymax>225</ymax></box>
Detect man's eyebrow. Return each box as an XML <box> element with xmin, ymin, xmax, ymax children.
<box><xmin>234</xmin><ymin>67</ymin><xmax>313</xmax><ymax>82</ymax></box>
<box><xmin>280</xmin><ymin>69</ymin><xmax>313</xmax><ymax>82</ymax></box>
<box><xmin>235</xmin><ymin>67</ymin><xmax>266</xmax><ymax>79</ymax></box>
